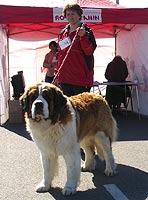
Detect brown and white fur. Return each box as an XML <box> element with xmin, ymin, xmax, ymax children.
<box><xmin>20</xmin><ymin>83</ymin><xmax>118</xmax><ymax>196</ymax></box>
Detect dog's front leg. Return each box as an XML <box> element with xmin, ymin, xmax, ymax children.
<box><xmin>62</xmin><ymin>145</ymin><xmax>81</xmax><ymax>196</ymax></box>
<box><xmin>36</xmin><ymin>153</ymin><xmax>57</xmax><ymax>193</ymax></box>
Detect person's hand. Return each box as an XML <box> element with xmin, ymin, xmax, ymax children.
<box><xmin>77</xmin><ymin>23</ymin><xmax>86</xmax><ymax>37</ymax></box>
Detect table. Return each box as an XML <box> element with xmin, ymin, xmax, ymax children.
<box><xmin>92</xmin><ymin>81</ymin><xmax>140</xmax><ymax>119</ymax></box>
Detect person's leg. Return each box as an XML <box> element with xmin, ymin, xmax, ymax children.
<box><xmin>60</xmin><ymin>84</ymin><xmax>91</xmax><ymax>97</ymax></box>
<box><xmin>115</xmin><ymin>86</ymin><xmax>125</xmax><ymax>109</ymax></box>
<box><xmin>72</xmin><ymin>85</ymin><xmax>91</xmax><ymax>95</ymax></box>
<box><xmin>60</xmin><ymin>83</ymin><xmax>73</xmax><ymax>97</ymax></box>
<box><xmin>48</xmin><ymin>76</ymin><xmax>54</xmax><ymax>83</ymax></box>
<box><xmin>105</xmin><ymin>86</ymin><xmax>113</xmax><ymax>109</ymax></box>
<box><xmin>45</xmin><ymin>75</ymin><xmax>50</xmax><ymax>83</ymax></box>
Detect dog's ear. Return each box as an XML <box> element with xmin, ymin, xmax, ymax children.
<box><xmin>19</xmin><ymin>92</ymin><xmax>30</xmax><ymax>113</ymax></box>
<box><xmin>55</xmin><ymin>88</ymin><xmax>67</xmax><ymax>108</ymax></box>
<box><xmin>48</xmin><ymin>86</ymin><xmax>68</xmax><ymax>124</ymax></box>
<box><xmin>54</xmin><ymin>88</ymin><xmax>72</xmax><ymax>124</ymax></box>
<box><xmin>48</xmin><ymin>87</ymin><xmax>67</xmax><ymax>115</ymax></box>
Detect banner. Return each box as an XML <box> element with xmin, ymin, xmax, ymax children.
<box><xmin>53</xmin><ymin>8</ymin><xmax>102</xmax><ymax>23</ymax></box>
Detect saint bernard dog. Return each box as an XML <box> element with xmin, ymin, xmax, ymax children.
<box><xmin>20</xmin><ymin>82</ymin><xmax>118</xmax><ymax>196</ymax></box>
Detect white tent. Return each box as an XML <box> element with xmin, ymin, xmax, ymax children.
<box><xmin>0</xmin><ymin>26</ymin><xmax>9</xmax><ymax>124</ymax></box>
<box><xmin>0</xmin><ymin>1</ymin><xmax>148</xmax><ymax>124</ymax></box>
<box><xmin>117</xmin><ymin>24</ymin><xmax>148</xmax><ymax>115</ymax></box>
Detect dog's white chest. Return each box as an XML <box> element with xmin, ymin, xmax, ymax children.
<box><xmin>29</xmin><ymin>119</ymin><xmax>78</xmax><ymax>156</ymax></box>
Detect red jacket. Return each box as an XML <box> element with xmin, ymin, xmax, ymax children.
<box><xmin>56</xmin><ymin>24</ymin><xmax>96</xmax><ymax>87</ymax></box>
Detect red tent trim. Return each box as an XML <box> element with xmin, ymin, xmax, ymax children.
<box><xmin>1</xmin><ymin>5</ymin><xmax>148</xmax><ymax>24</ymax></box>
<box><xmin>1</xmin><ymin>5</ymin><xmax>148</xmax><ymax>38</ymax></box>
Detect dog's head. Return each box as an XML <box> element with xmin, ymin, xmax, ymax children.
<box><xmin>20</xmin><ymin>83</ymin><xmax>71</xmax><ymax>124</ymax></box>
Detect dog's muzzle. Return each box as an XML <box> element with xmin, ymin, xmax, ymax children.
<box><xmin>31</xmin><ymin>96</ymin><xmax>49</xmax><ymax>121</ymax></box>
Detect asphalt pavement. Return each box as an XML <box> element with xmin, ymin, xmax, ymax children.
<box><xmin>0</xmin><ymin>112</ymin><xmax>148</xmax><ymax>200</ymax></box>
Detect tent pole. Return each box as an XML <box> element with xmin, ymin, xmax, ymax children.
<box><xmin>6</xmin><ymin>26</ymin><xmax>10</xmax><ymax>100</ymax></box>
<box><xmin>115</xmin><ymin>33</ymin><xmax>117</xmax><ymax>56</ymax></box>
<box><xmin>114</xmin><ymin>26</ymin><xmax>117</xmax><ymax>56</ymax></box>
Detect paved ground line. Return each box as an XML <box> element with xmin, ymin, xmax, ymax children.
<box><xmin>48</xmin><ymin>194</ymin><xmax>56</xmax><ymax>200</ymax></box>
<box><xmin>104</xmin><ymin>184</ymin><xmax>129</xmax><ymax>200</ymax></box>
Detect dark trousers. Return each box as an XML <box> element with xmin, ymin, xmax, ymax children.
<box><xmin>60</xmin><ymin>83</ymin><xmax>91</xmax><ymax>97</ymax></box>
<box><xmin>105</xmin><ymin>85</ymin><xmax>131</xmax><ymax>109</ymax></box>
<box><xmin>45</xmin><ymin>75</ymin><xmax>54</xmax><ymax>83</ymax></box>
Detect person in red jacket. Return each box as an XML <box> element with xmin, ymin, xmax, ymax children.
<box><xmin>54</xmin><ymin>3</ymin><xmax>97</xmax><ymax>96</ymax></box>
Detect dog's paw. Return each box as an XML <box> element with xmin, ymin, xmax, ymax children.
<box><xmin>36</xmin><ymin>182</ymin><xmax>50</xmax><ymax>193</ymax></box>
<box><xmin>104</xmin><ymin>164</ymin><xmax>117</xmax><ymax>176</ymax></box>
<box><xmin>62</xmin><ymin>186</ymin><xmax>77</xmax><ymax>196</ymax></box>
<box><xmin>81</xmin><ymin>160</ymin><xmax>96</xmax><ymax>171</ymax></box>
<box><xmin>81</xmin><ymin>165</ymin><xmax>95</xmax><ymax>172</ymax></box>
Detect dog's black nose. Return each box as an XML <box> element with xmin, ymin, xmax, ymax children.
<box><xmin>34</xmin><ymin>102</ymin><xmax>43</xmax><ymax>114</ymax></box>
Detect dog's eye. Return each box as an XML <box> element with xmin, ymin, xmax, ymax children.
<box><xmin>42</xmin><ymin>90</ymin><xmax>50</xmax><ymax>100</ymax></box>
<box><xmin>30</xmin><ymin>91</ymin><xmax>39</xmax><ymax>103</ymax></box>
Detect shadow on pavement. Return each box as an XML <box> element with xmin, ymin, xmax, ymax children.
<box><xmin>115</xmin><ymin>112</ymin><xmax>148</xmax><ymax>141</ymax></box>
<box><xmin>92</xmin><ymin>161</ymin><xmax>148</xmax><ymax>200</ymax></box>
<box><xmin>2</xmin><ymin>111</ymin><xmax>148</xmax><ymax>142</ymax></box>
<box><xmin>40</xmin><ymin>159</ymin><xmax>148</xmax><ymax>200</ymax></box>
<box><xmin>2</xmin><ymin>122</ymin><xmax>32</xmax><ymax>141</ymax></box>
